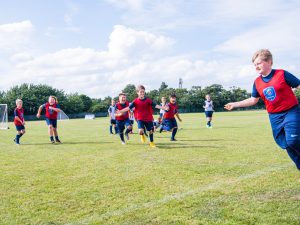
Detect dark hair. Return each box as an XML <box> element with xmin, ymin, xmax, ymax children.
<box><xmin>136</xmin><ymin>85</ymin><xmax>145</xmax><ymax>92</ymax></box>
<box><xmin>119</xmin><ymin>93</ymin><xmax>126</xmax><ymax>96</ymax></box>
<box><xmin>170</xmin><ymin>94</ymin><xmax>177</xmax><ymax>98</ymax></box>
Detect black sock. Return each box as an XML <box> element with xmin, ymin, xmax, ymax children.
<box><xmin>55</xmin><ymin>136</ymin><xmax>60</xmax><ymax>141</ymax></box>
<box><xmin>125</xmin><ymin>128</ymin><xmax>131</xmax><ymax>135</ymax></box>
<box><xmin>50</xmin><ymin>136</ymin><xmax>54</xmax><ymax>141</ymax></box>
<box><xmin>150</xmin><ymin>133</ymin><xmax>154</xmax><ymax>142</ymax></box>
<box><xmin>15</xmin><ymin>134</ymin><xmax>21</xmax><ymax>143</ymax></box>
<box><xmin>114</xmin><ymin>127</ymin><xmax>118</xmax><ymax>134</ymax></box>
<box><xmin>120</xmin><ymin>133</ymin><xmax>125</xmax><ymax>142</ymax></box>
<box><xmin>110</xmin><ymin>125</ymin><xmax>113</xmax><ymax>134</ymax></box>
<box><xmin>171</xmin><ymin>128</ymin><xmax>178</xmax><ymax>140</ymax></box>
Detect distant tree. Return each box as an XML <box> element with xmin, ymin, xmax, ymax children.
<box><xmin>158</xmin><ymin>82</ymin><xmax>168</xmax><ymax>93</ymax></box>
<box><xmin>64</xmin><ymin>93</ymin><xmax>85</xmax><ymax>114</ymax></box>
<box><xmin>79</xmin><ymin>94</ymin><xmax>93</xmax><ymax>112</ymax></box>
<box><xmin>122</xmin><ymin>84</ymin><xmax>137</xmax><ymax>102</ymax></box>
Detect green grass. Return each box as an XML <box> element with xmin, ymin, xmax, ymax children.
<box><xmin>1</xmin><ymin>111</ymin><xmax>300</xmax><ymax>225</ymax></box>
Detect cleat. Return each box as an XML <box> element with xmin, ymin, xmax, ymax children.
<box><xmin>51</xmin><ymin>140</ymin><xmax>55</xmax><ymax>144</ymax></box>
<box><xmin>149</xmin><ymin>142</ymin><xmax>156</xmax><ymax>148</ymax></box>
<box><xmin>170</xmin><ymin>138</ymin><xmax>177</xmax><ymax>141</ymax></box>
<box><xmin>14</xmin><ymin>138</ymin><xmax>20</xmax><ymax>145</ymax></box>
<box><xmin>140</xmin><ymin>135</ymin><xmax>146</xmax><ymax>143</ymax></box>
<box><xmin>121</xmin><ymin>141</ymin><xmax>126</xmax><ymax>145</ymax></box>
<box><xmin>55</xmin><ymin>139</ymin><xmax>62</xmax><ymax>144</ymax></box>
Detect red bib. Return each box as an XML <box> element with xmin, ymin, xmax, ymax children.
<box><xmin>254</xmin><ymin>69</ymin><xmax>298</xmax><ymax>113</ymax></box>
<box><xmin>115</xmin><ymin>101</ymin><xmax>129</xmax><ymax>121</ymax></box>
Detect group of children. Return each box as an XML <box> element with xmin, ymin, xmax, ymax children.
<box><xmin>111</xmin><ymin>85</ymin><xmax>182</xmax><ymax>147</ymax></box>
<box><xmin>107</xmin><ymin>85</ymin><xmax>216</xmax><ymax>147</ymax></box>
<box><xmin>13</xmin><ymin>85</ymin><xmax>212</xmax><ymax>147</ymax></box>
<box><xmin>11</xmin><ymin>48</ymin><xmax>300</xmax><ymax>171</ymax></box>
<box><xmin>13</xmin><ymin>96</ymin><xmax>62</xmax><ymax>145</ymax></box>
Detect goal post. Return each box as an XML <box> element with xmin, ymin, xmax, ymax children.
<box><xmin>85</xmin><ymin>114</ymin><xmax>95</xmax><ymax>119</ymax></box>
<box><xmin>0</xmin><ymin>104</ymin><xmax>8</xmax><ymax>129</ymax></box>
<box><xmin>58</xmin><ymin>110</ymin><xmax>69</xmax><ymax>121</ymax></box>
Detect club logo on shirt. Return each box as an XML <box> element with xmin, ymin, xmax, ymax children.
<box><xmin>263</xmin><ymin>86</ymin><xmax>276</xmax><ymax>101</ymax></box>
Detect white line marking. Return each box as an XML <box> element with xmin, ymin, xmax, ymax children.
<box><xmin>67</xmin><ymin>163</ymin><xmax>292</xmax><ymax>225</ymax></box>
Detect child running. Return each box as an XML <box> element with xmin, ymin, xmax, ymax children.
<box><xmin>161</xmin><ymin>94</ymin><xmax>182</xmax><ymax>141</ymax></box>
<box><xmin>225</xmin><ymin>49</ymin><xmax>300</xmax><ymax>170</ymax></box>
<box><xmin>117</xmin><ymin>85</ymin><xmax>168</xmax><ymax>148</ymax></box>
<box><xmin>13</xmin><ymin>99</ymin><xmax>26</xmax><ymax>145</ymax></box>
<box><xmin>203</xmin><ymin>94</ymin><xmax>214</xmax><ymax>128</ymax></box>
<box><xmin>36</xmin><ymin>96</ymin><xmax>62</xmax><ymax>144</ymax></box>
<box><xmin>159</xmin><ymin>96</ymin><xmax>167</xmax><ymax>119</ymax></box>
<box><xmin>108</xmin><ymin>99</ymin><xmax>118</xmax><ymax>134</ymax></box>
<box><xmin>114</xmin><ymin>93</ymin><xmax>132</xmax><ymax>144</ymax></box>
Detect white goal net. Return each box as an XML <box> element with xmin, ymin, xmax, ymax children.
<box><xmin>58</xmin><ymin>110</ymin><xmax>69</xmax><ymax>121</ymax></box>
<box><xmin>0</xmin><ymin>104</ymin><xmax>8</xmax><ymax>129</ymax></box>
<box><xmin>85</xmin><ymin>114</ymin><xmax>95</xmax><ymax>119</ymax></box>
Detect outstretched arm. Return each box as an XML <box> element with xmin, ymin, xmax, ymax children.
<box><xmin>224</xmin><ymin>97</ymin><xmax>259</xmax><ymax>110</ymax></box>
<box><xmin>49</xmin><ymin>106</ymin><xmax>61</xmax><ymax>112</ymax></box>
<box><xmin>175</xmin><ymin>113</ymin><xmax>182</xmax><ymax>122</ymax></box>
<box><xmin>155</xmin><ymin>104</ymin><xmax>169</xmax><ymax>111</ymax></box>
<box><xmin>117</xmin><ymin>106</ymin><xmax>130</xmax><ymax>114</ymax></box>
<box><xmin>36</xmin><ymin>105</ymin><xmax>43</xmax><ymax>118</ymax></box>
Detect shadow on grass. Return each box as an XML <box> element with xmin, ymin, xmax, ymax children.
<box><xmin>156</xmin><ymin>142</ymin><xmax>222</xmax><ymax>149</ymax></box>
<box><xmin>22</xmin><ymin>141</ymin><xmax>113</xmax><ymax>146</ymax></box>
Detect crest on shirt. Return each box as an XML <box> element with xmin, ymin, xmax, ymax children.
<box><xmin>263</xmin><ymin>86</ymin><xmax>276</xmax><ymax>101</ymax></box>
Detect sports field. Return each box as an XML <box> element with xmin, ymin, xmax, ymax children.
<box><xmin>1</xmin><ymin>111</ymin><xmax>300</xmax><ymax>225</ymax></box>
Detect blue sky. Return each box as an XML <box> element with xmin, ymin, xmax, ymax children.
<box><xmin>1</xmin><ymin>0</ymin><xmax>300</xmax><ymax>98</ymax></box>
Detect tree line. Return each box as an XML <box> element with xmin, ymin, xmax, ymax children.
<box><xmin>3</xmin><ymin>82</ymin><xmax>299</xmax><ymax>116</ymax></box>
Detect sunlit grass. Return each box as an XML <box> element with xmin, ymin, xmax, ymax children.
<box><xmin>0</xmin><ymin>111</ymin><xmax>299</xmax><ymax>225</ymax></box>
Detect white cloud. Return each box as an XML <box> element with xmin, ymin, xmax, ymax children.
<box><xmin>0</xmin><ymin>20</ymin><xmax>34</xmax><ymax>52</ymax></box>
<box><xmin>106</xmin><ymin>0</ymin><xmax>145</xmax><ymax>11</ymax></box>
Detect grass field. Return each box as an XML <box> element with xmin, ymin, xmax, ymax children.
<box><xmin>1</xmin><ymin>111</ymin><xmax>300</xmax><ymax>225</ymax></box>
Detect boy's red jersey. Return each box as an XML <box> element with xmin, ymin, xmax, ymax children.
<box><xmin>115</xmin><ymin>101</ymin><xmax>130</xmax><ymax>121</ymax></box>
<box><xmin>164</xmin><ymin>102</ymin><xmax>178</xmax><ymax>119</ymax></box>
<box><xmin>132</xmin><ymin>97</ymin><xmax>154</xmax><ymax>122</ymax></box>
<box><xmin>254</xmin><ymin>69</ymin><xmax>298</xmax><ymax>113</ymax></box>
<box><xmin>14</xmin><ymin>107</ymin><xmax>24</xmax><ymax>126</ymax></box>
<box><xmin>45</xmin><ymin>103</ymin><xmax>59</xmax><ymax>119</ymax></box>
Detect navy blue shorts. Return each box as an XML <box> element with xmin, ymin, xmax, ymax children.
<box><xmin>116</xmin><ymin>119</ymin><xmax>132</xmax><ymax>133</ymax></box>
<box><xmin>205</xmin><ymin>111</ymin><xmax>213</xmax><ymax>117</ymax></box>
<box><xmin>46</xmin><ymin>118</ymin><xmax>57</xmax><ymax>128</ymax></box>
<box><xmin>137</xmin><ymin>120</ymin><xmax>154</xmax><ymax>131</ymax></box>
<box><xmin>15</xmin><ymin>125</ymin><xmax>25</xmax><ymax>131</ymax></box>
<box><xmin>269</xmin><ymin>106</ymin><xmax>300</xmax><ymax>149</ymax></box>
<box><xmin>110</xmin><ymin>119</ymin><xmax>116</xmax><ymax>125</ymax></box>
<box><xmin>163</xmin><ymin>118</ymin><xmax>178</xmax><ymax>131</ymax></box>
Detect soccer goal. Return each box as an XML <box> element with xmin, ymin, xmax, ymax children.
<box><xmin>0</xmin><ymin>104</ymin><xmax>8</xmax><ymax>129</ymax></box>
<box><xmin>58</xmin><ymin>110</ymin><xmax>69</xmax><ymax>121</ymax></box>
<box><xmin>85</xmin><ymin>114</ymin><xmax>95</xmax><ymax>119</ymax></box>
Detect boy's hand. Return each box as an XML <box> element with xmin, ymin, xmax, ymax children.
<box><xmin>163</xmin><ymin>105</ymin><xmax>169</xmax><ymax>111</ymax></box>
<box><xmin>224</xmin><ymin>103</ymin><xmax>234</xmax><ymax>111</ymax></box>
<box><xmin>36</xmin><ymin>113</ymin><xmax>40</xmax><ymax>118</ymax></box>
<box><xmin>49</xmin><ymin>106</ymin><xmax>53</xmax><ymax>110</ymax></box>
<box><xmin>22</xmin><ymin>121</ymin><xmax>26</xmax><ymax>125</ymax></box>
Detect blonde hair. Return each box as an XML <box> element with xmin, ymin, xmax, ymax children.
<box><xmin>15</xmin><ymin>99</ymin><xmax>22</xmax><ymax>105</ymax></box>
<box><xmin>49</xmin><ymin>95</ymin><xmax>58</xmax><ymax>103</ymax></box>
<box><xmin>252</xmin><ymin>49</ymin><xmax>273</xmax><ymax>65</ymax></box>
